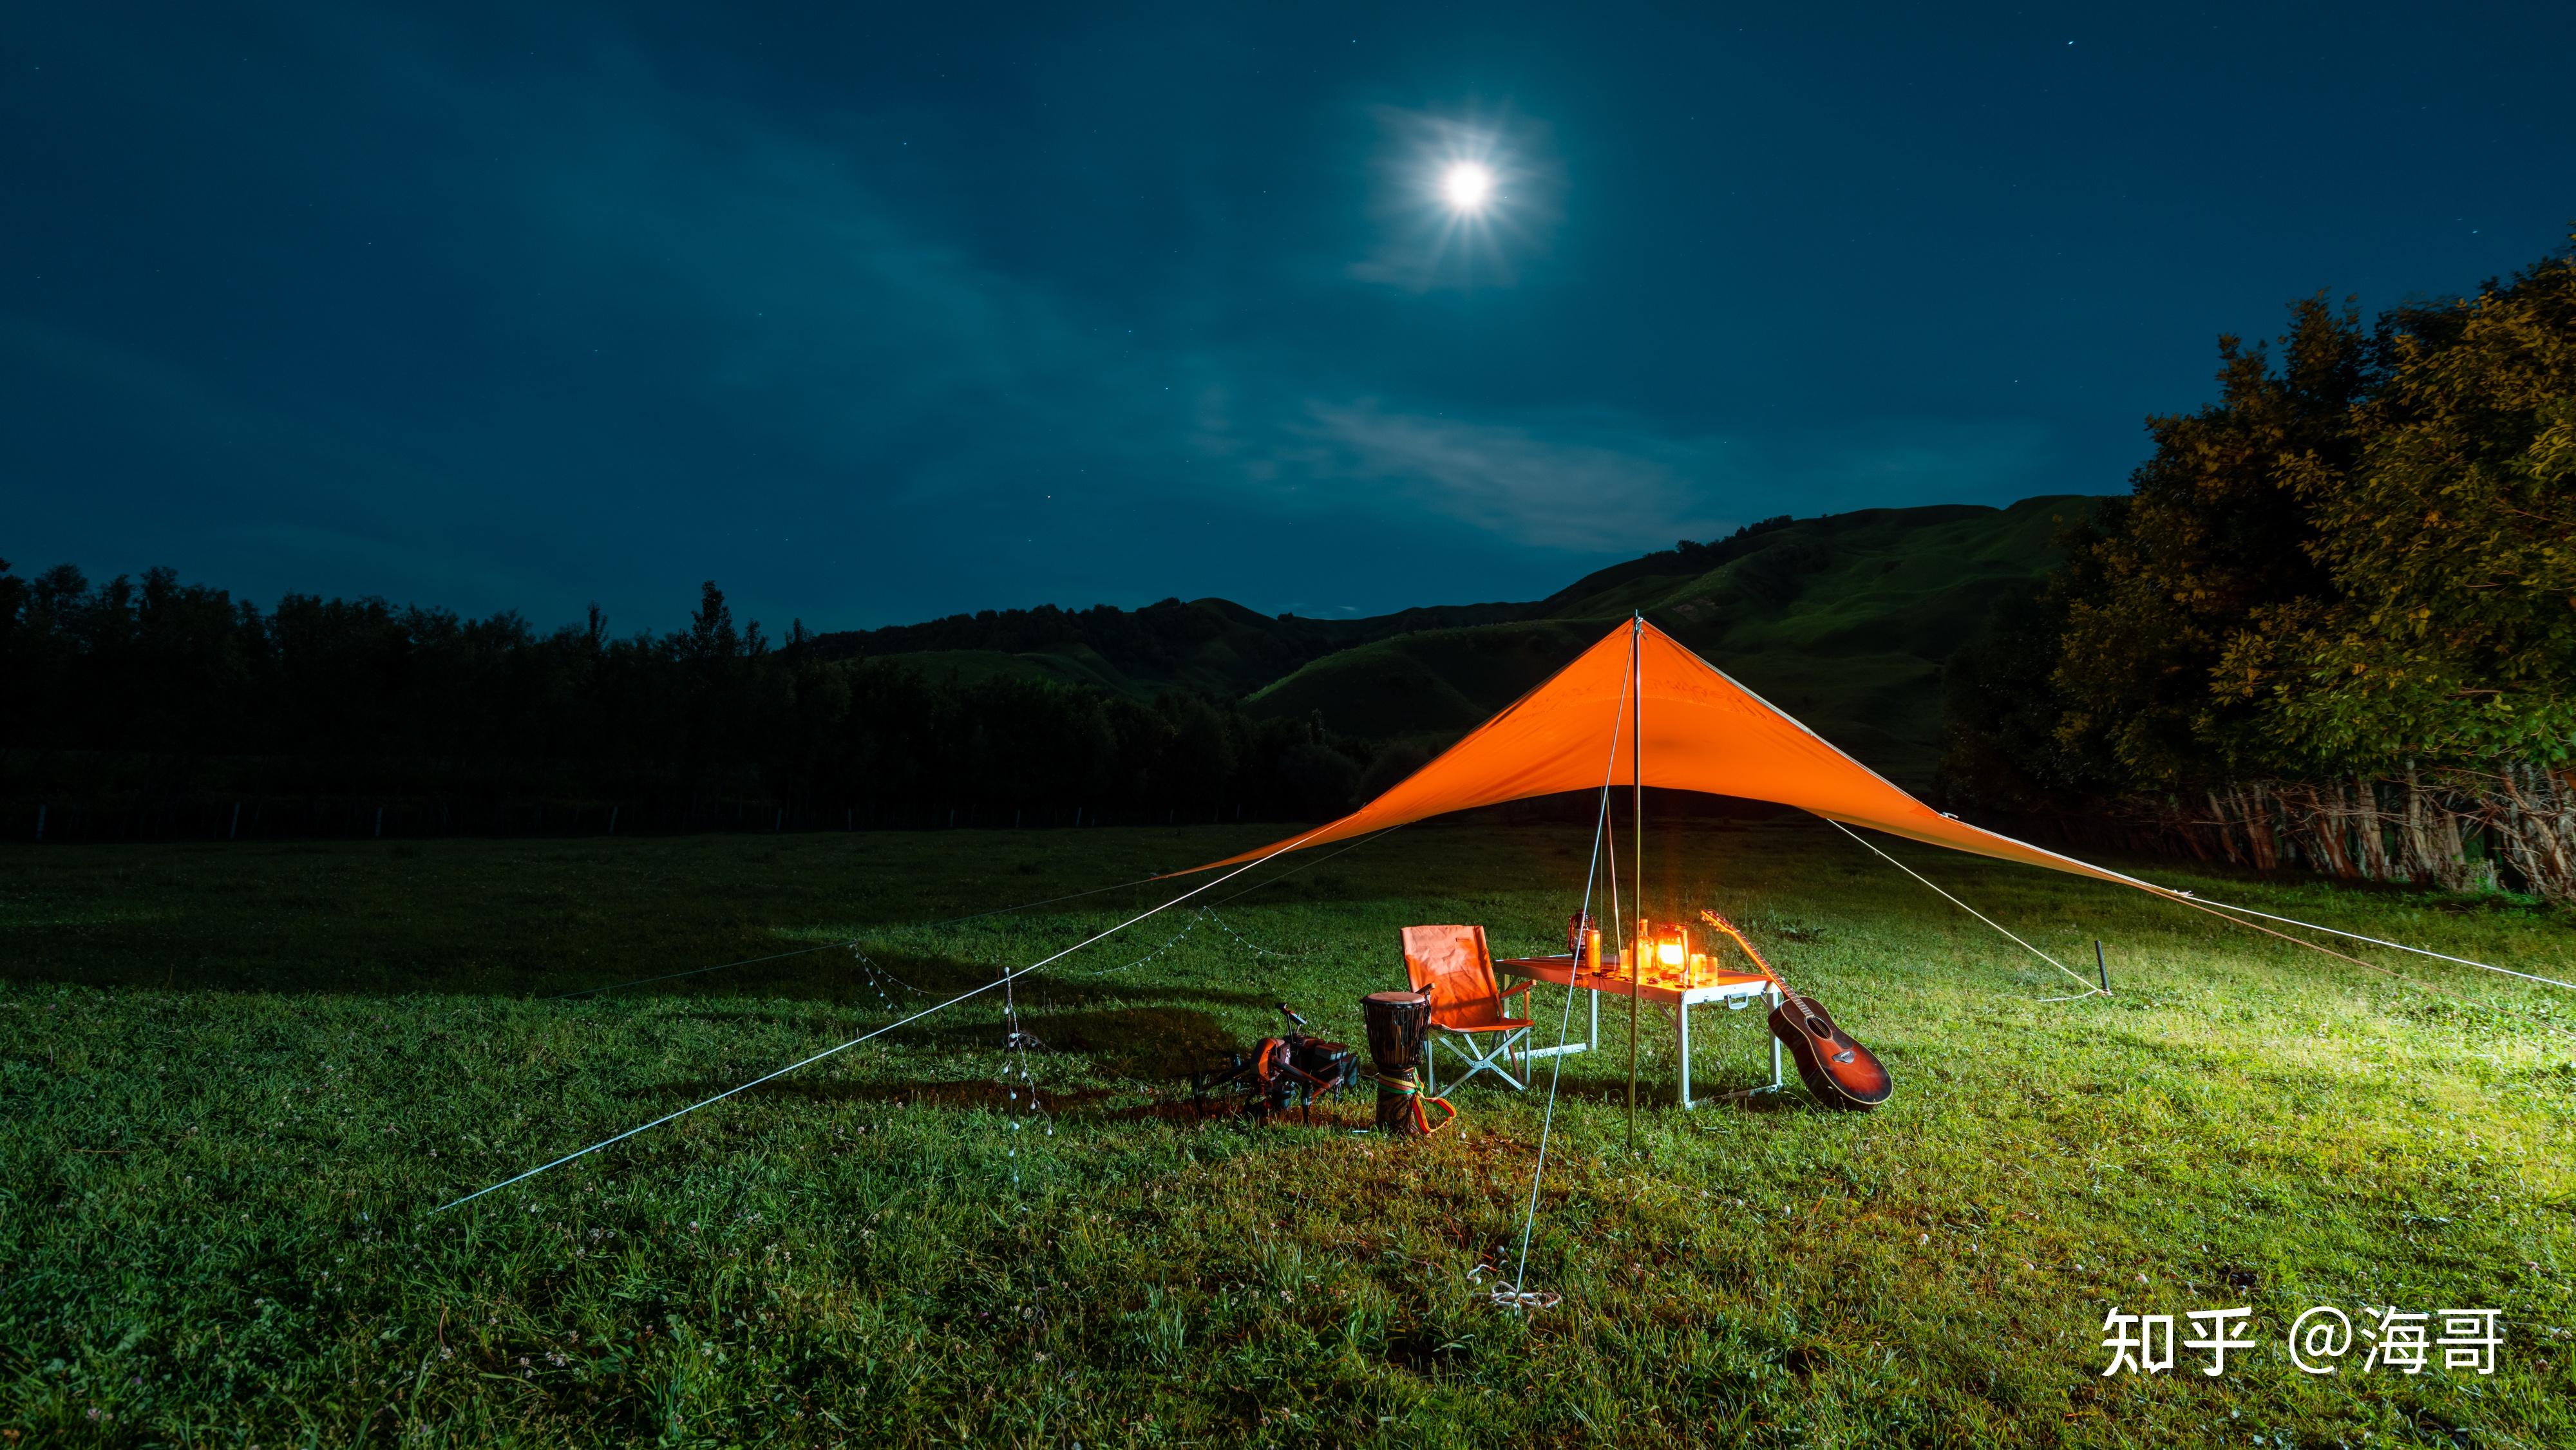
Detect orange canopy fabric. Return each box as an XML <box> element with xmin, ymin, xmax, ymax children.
<box><xmin>1188</xmin><ymin>618</ymin><xmax>2148</xmax><ymax>889</ymax></box>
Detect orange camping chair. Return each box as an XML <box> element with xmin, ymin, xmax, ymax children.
<box><xmin>1401</xmin><ymin>925</ymin><xmax>1534</xmax><ymax>1094</ymax></box>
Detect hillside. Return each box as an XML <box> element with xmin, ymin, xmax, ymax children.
<box><xmin>820</xmin><ymin>496</ymin><xmax>2098</xmax><ymax>789</ymax></box>
<box><xmin>807</xmin><ymin>596</ymin><xmax>1529</xmax><ymax>699</ymax></box>
<box><xmin>1244</xmin><ymin>497</ymin><xmax>2091</xmax><ymax>786</ymax></box>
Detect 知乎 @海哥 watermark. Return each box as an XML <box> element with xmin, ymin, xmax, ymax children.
<box><xmin>2098</xmin><ymin>1306</ymin><xmax>2503</xmax><ymax>1377</ymax></box>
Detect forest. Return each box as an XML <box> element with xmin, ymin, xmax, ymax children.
<box><xmin>0</xmin><ymin>513</ymin><xmax>1825</xmax><ymax>843</ymax></box>
<box><xmin>1942</xmin><ymin>239</ymin><xmax>2576</xmax><ymax>900</ymax></box>
<box><xmin>0</xmin><ymin>573</ymin><xmax>1376</xmax><ymax>838</ymax></box>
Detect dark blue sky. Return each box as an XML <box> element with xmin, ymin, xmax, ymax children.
<box><xmin>6</xmin><ymin>2</ymin><xmax>2569</xmax><ymax>631</ymax></box>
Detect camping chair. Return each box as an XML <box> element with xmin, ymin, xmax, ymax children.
<box><xmin>1401</xmin><ymin>925</ymin><xmax>1533</xmax><ymax>1094</ymax></box>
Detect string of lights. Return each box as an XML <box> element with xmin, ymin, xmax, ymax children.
<box><xmin>1079</xmin><ymin>915</ymin><xmax>1201</xmax><ymax>977</ymax></box>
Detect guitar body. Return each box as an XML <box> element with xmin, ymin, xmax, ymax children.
<box><xmin>1766</xmin><ymin>995</ymin><xmax>1893</xmax><ymax>1110</ymax></box>
<box><xmin>1700</xmin><ymin>909</ymin><xmax>1893</xmax><ymax>1111</ymax></box>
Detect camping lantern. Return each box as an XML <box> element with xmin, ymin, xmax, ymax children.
<box><xmin>1655</xmin><ymin>923</ymin><xmax>1688</xmax><ymax>980</ymax></box>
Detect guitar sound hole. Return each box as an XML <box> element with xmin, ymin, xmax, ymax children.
<box><xmin>1804</xmin><ymin>1017</ymin><xmax>1830</xmax><ymax>1039</ymax></box>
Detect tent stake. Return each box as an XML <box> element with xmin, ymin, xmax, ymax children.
<box><xmin>2096</xmin><ymin>939</ymin><xmax>2109</xmax><ymax>993</ymax></box>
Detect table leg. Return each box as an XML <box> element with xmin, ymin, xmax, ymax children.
<box><xmin>1676</xmin><ymin>1000</ymin><xmax>1692</xmax><ymax>1110</ymax></box>
<box><xmin>1768</xmin><ymin>985</ymin><xmax>1785</xmax><ymax>1091</ymax></box>
<box><xmin>1587</xmin><ymin>985</ymin><xmax>1598</xmax><ymax>1051</ymax></box>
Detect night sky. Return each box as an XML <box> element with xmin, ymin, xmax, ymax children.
<box><xmin>6</xmin><ymin>3</ymin><xmax>2569</xmax><ymax>632</ymax></box>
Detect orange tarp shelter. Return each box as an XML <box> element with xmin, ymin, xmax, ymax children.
<box><xmin>1188</xmin><ymin>618</ymin><xmax>2148</xmax><ymax>889</ymax></box>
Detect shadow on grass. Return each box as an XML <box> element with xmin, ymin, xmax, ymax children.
<box><xmin>634</xmin><ymin>1071</ymin><xmax>1381</xmax><ymax>1134</ymax></box>
<box><xmin>556</xmin><ymin>945</ymin><xmax>1318</xmax><ymax>1012</ymax></box>
<box><xmin>657</xmin><ymin>1077</ymin><xmax>1127</xmax><ymax>1115</ymax></box>
<box><xmin>650</xmin><ymin>1003</ymin><xmax>1252</xmax><ymax>1079</ymax></box>
<box><xmin>1502</xmin><ymin>1069</ymin><xmax>1826</xmax><ymax>1113</ymax></box>
<box><xmin>0</xmin><ymin>938</ymin><xmax>1315</xmax><ymax>1007</ymax></box>
<box><xmin>646</xmin><ymin>964</ymin><xmax>1279</xmax><ymax>1015</ymax></box>
<box><xmin>632</xmin><ymin>1003</ymin><xmax>1250</xmax><ymax>1097</ymax></box>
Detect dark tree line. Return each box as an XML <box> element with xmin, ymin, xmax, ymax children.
<box><xmin>1942</xmin><ymin>238</ymin><xmax>2576</xmax><ymax>899</ymax></box>
<box><xmin>0</xmin><ymin>570</ymin><xmax>1372</xmax><ymax>833</ymax></box>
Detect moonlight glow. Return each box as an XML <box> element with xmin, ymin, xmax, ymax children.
<box><xmin>1441</xmin><ymin>162</ymin><xmax>1494</xmax><ymax>212</ymax></box>
<box><xmin>1356</xmin><ymin>111</ymin><xmax>1559</xmax><ymax>290</ymax></box>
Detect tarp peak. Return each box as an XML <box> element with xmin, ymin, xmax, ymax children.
<box><xmin>1185</xmin><ymin>617</ymin><xmax>2139</xmax><ymax>887</ymax></box>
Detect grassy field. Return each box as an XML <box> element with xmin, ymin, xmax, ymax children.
<box><xmin>4</xmin><ymin>819</ymin><xmax>2571</xmax><ymax>1447</ymax></box>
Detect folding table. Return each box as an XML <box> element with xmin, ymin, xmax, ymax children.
<box><xmin>1491</xmin><ymin>952</ymin><xmax>1784</xmax><ymax>1109</ymax></box>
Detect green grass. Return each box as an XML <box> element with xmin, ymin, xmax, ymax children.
<box><xmin>4</xmin><ymin>820</ymin><xmax>2571</xmax><ymax>1447</ymax></box>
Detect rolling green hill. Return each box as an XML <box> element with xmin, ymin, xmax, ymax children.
<box><xmin>823</xmin><ymin>496</ymin><xmax>2098</xmax><ymax>789</ymax></box>
<box><xmin>1248</xmin><ymin>496</ymin><xmax>2093</xmax><ymax>787</ymax></box>
<box><xmin>808</xmin><ymin>596</ymin><xmax>1528</xmax><ymax>699</ymax></box>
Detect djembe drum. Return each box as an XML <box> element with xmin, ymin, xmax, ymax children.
<box><xmin>1361</xmin><ymin>989</ymin><xmax>1434</xmax><ymax>1136</ymax></box>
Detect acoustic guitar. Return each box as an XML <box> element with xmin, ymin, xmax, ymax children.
<box><xmin>1699</xmin><ymin>910</ymin><xmax>1893</xmax><ymax>1111</ymax></box>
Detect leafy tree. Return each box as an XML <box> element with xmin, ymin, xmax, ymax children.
<box><xmin>2221</xmin><ymin>246</ymin><xmax>2576</xmax><ymax>769</ymax></box>
<box><xmin>1944</xmin><ymin>238</ymin><xmax>2576</xmax><ymax>896</ymax></box>
<box><xmin>2052</xmin><ymin>296</ymin><xmax>2368</xmax><ymax>787</ymax></box>
<box><xmin>2215</xmin><ymin>243</ymin><xmax>2576</xmax><ymax>894</ymax></box>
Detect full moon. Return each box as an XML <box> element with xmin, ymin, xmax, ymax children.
<box><xmin>1441</xmin><ymin>162</ymin><xmax>1493</xmax><ymax>212</ymax></box>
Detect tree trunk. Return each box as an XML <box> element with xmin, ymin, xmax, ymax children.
<box><xmin>2492</xmin><ymin>762</ymin><xmax>2576</xmax><ymax>903</ymax></box>
<box><xmin>2436</xmin><ymin>801</ymin><xmax>2474</xmax><ymax>892</ymax></box>
<box><xmin>2238</xmin><ymin>784</ymin><xmax>2280</xmax><ymax>871</ymax></box>
<box><xmin>2096</xmin><ymin>767</ymin><xmax>2575</xmax><ymax>897</ymax></box>
<box><xmin>2351</xmin><ymin>777</ymin><xmax>2394</xmax><ymax>880</ymax></box>
<box><xmin>2285</xmin><ymin>782</ymin><xmax>2356</xmax><ymax>878</ymax></box>
<box><xmin>2171</xmin><ymin>796</ymin><xmax>2212</xmax><ymax>861</ymax></box>
<box><xmin>2394</xmin><ymin>762</ymin><xmax>2470</xmax><ymax>892</ymax></box>
<box><xmin>2205</xmin><ymin>789</ymin><xmax>2242</xmax><ymax>864</ymax></box>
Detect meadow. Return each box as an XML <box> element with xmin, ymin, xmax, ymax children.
<box><xmin>3</xmin><ymin>817</ymin><xmax>2570</xmax><ymax>1447</ymax></box>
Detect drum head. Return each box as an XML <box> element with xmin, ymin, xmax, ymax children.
<box><xmin>1362</xmin><ymin>990</ymin><xmax>1431</xmax><ymax>1066</ymax></box>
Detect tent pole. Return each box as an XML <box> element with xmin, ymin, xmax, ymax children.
<box><xmin>1628</xmin><ymin>612</ymin><xmax>1643</xmax><ymax>1155</ymax></box>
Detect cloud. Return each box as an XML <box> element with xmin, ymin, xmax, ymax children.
<box><xmin>1294</xmin><ymin>400</ymin><xmax>1721</xmax><ymax>550</ymax></box>
<box><xmin>1287</xmin><ymin>400</ymin><xmax>2054</xmax><ymax>553</ymax></box>
<box><xmin>377</xmin><ymin>37</ymin><xmax>1166</xmax><ymax>501</ymax></box>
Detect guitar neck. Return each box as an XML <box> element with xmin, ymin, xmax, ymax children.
<box><xmin>1699</xmin><ymin>910</ymin><xmax>1803</xmax><ymax>1007</ymax></box>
